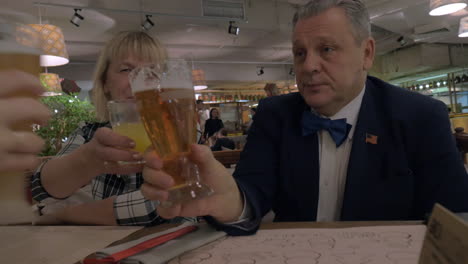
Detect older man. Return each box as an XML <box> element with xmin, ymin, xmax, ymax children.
<box><xmin>141</xmin><ymin>0</ymin><xmax>468</xmax><ymax>235</ymax></box>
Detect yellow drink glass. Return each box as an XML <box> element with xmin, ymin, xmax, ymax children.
<box><xmin>107</xmin><ymin>99</ymin><xmax>152</xmax><ymax>165</ymax></box>
<box><xmin>112</xmin><ymin>122</ymin><xmax>152</xmax><ymax>154</ymax></box>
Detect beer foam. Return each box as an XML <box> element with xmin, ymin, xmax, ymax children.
<box><xmin>129</xmin><ymin>61</ymin><xmax>193</xmax><ymax>94</ymax></box>
<box><xmin>0</xmin><ymin>41</ymin><xmax>39</xmax><ymax>55</ymax></box>
<box><xmin>129</xmin><ymin>66</ymin><xmax>159</xmax><ymax>93</ymax></box>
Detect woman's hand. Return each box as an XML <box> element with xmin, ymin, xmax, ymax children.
<box><xmin>81</xmin><ymin>127</ymin><xmax>145</xmax><ymax>175</ymax></box>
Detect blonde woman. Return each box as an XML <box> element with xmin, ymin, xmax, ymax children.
<box><xmin>31</xmin><ymin>31</ymin><xmax>194</xmax><ymax>226</ymax></box>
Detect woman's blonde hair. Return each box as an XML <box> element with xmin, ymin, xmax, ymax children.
<box><xmin>91</xmin><ymin>31</ymin><xmax>167</xmax><ymax>121</ymax></box>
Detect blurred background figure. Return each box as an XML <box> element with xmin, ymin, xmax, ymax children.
<box><xmin>203</xmin><ymin>108</ymin><xmax>224</xmax><ymax>144</ymax></box>
<box><xmin>244</xmin><ymin>107</ymin><xmax>257</xmax><ymax>134</ymax></box>
<box><xmin>196</xmin><ymin>99</ymin><xmax>209</xmax><ymax>144</ymax></box>
<box><xmin>211</xmin><ymin>128</ymin><xmax>235</xmax><ymax>151</ymax></box>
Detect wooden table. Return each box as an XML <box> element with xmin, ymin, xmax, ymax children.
<box><xmin>108</xmin><ymin>220</ymin><xmax>423</xmax><ymax>248</ymax></box>
<box><xmin>104</xmin><ymin>221</ymin><xmax>424</xmax><ymax>264</ymax></box>
<box><xmin>0</xmin><ymin>225</ymin><xmax>141</xmax><ymax>264</ymax></box>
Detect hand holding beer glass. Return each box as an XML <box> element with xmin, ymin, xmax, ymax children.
<box><xmin>0</xmin><ymin>11</ymin><xmax>50</xmax><ymax>224</ymax></box>
<box><xmin>130</xmin><ymin>60</ymin><xmax>214</xmax><ymax>207</ymax></box>
<box><xmin>107</xmin><ymin>99</ymin><xmax>152</xmax><ymax>165</ymax></box>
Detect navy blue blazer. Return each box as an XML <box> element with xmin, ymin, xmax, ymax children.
<box><xmin>206</xmin><ymin>76</ymin><xmax>468</xmax><ymax>235</ymax></box>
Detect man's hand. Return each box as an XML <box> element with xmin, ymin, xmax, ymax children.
<box><xmin>0</xmin><ymin>71</ymin><xmax>50</xmax><ymax>172</ymax></box>
<box><xmin>141</xmin><ymin>144</ymin><xmax>244</xmax><ymax>222</ymax></box>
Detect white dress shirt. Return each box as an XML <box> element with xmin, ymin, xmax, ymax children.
<box><xmin>229</xmin><ymin>87</ymin><xmax>366</xmax><ymax>225</ymax></box>
<box><xmin>315</xmin><ymin>86</ymin><xmax>366</xmax><ymax>221</ymax></box>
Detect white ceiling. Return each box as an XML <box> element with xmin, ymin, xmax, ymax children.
<box><xmin>2</xmin><ymin>0</ymin><xmax>468</xmax><ymax>85</ymax></box>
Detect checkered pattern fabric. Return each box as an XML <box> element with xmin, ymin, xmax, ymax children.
<box><xmin>31</xmin><ymin>122</ymin><xmax>195</xmax><ymax>226</ymax></box>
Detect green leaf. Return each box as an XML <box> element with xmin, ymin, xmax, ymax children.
<box><xmin>35</xmin><ymin>94</ymin><xmax>97</xmax><ymax>156</ymax></box>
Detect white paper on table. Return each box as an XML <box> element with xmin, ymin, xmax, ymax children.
<box><xmin>0</xmin><ymin>225</ymin><xmax>141</xmax><ymax>264</ymax></box>
<box><xmin>169</xmin><ymin>225</ymin><xmax>427</xmax><ymax>264</ymax></box>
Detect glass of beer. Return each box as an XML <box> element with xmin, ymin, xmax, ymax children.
<box><xmin>107</xmin><ymin>99</ymin><xmax>152</xmax><ymax>164</ymax></box>
<box><xmin>130</xmin><ymin>60</ymin><xmax>214</xmax><ymax>207</ymax></box>
<box><xmin>0</xmin><ymin>11</ymin><xmax>42</xmax><ymax>224</ymax></box>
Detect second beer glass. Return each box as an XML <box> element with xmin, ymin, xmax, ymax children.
<box><xmin>130</xmin><ymin>60</ymin><xmax>213</xmax><ymax>206</ymax></box>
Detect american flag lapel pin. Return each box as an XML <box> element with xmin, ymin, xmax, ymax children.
<box><xmin>365</xmin><ymin>133</ymin><xmax>378</xmax><ymax>144</ymax></box>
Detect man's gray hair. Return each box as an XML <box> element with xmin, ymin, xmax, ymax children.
<box><xmin>293</xmin><ymin>0</ymin><xmax>371</xmax><ymax>44</ymax></box>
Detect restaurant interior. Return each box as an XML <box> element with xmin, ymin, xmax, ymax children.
<box><xmin>4</xmin><ymin>1</ymin><xmax>468</xmax><ymax>131</ymax></box>
<box><xmin>5</xmin><ymin>0</ymin><xmax>468</xmax><ymax>153</ymax></box>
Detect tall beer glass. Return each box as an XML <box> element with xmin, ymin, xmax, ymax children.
<box><xmin>130</xmin><ymin>60</ymin><xmax>213</xmax><ymax>207</ymax></box>
<box><xmin>0</xmin><ymin>11</ymin><xmax>42</xmax><ymax>224</ymax></box>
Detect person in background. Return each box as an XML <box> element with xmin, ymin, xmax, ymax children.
<box><xmin>140</xmin><ymin>0</ymin><xmax>468</xmax><ymax>236</ymax></box>
<box><xmin>244</xmin><ymin>107</ymin><xmax>257</xmax><ymax>134</ymax></box>
<box><xmin>196</xmin><ymin>99</ymin><xmax>209</xmax><ymax>144</ymax></box>
<box><xmin>0</xmin><ymin>71</ymin><xmax>50</xmax><ymax>173</ymax></box>
<box><xmin>31</xmin><ymin>31</ymin><xmax>195</xmax><ymax>226</ymax></box>
<box><xmin>203</xmin><ymin>108</ymin><xmax>224</xmax><ymax>141</ymax></box>
<box><xmin>250</xmin><ymin>107</ymin><xmax>257</xmax><ymax>117</ymax></box>
<box><xmin>211</xmin><ymin>128</ymin><xmax>235</xmax><ymax>151</ymax></box>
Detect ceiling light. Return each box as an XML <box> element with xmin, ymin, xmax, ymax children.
<box><xmin>70</xmin><ymin>9</ymin><xmax>84</xmax><ymax>27</ymax></box>
<box><xmin>397</xmin><ymin>36</ymin><xmax>407</xmax><ymax>47</ymax></box>
<box><xmin>193</xmin><ymin>85</ymin><xmax>207</xmax><ymax>90</ymax></box>
<box><xmin>40</xmin><ymin>73</ymin><xmax>62</xmax><ymax>96</ymax></box>
<box><xmin>228</xmin><ymin>21</ymin><xmax>239</xmax><ymax>35</ymax></box>
<box><xmin>429</xmin><ymin>0</ymin><xmax>467</xmax><ymax>16</ymax></box>
<box><xmin>257</xmin><ymin>67</ymin><xmax>264</xmax><ymax>76</ymax></box>
<box><xmin>458</xmin><ymin>16</ymin><xmax>468</xmax><ymax>37</ymax></box>
<box><xmin>30</xmin><ymin>24</ymin><xmax>69</xmax><ymax>67</ymax></box>
<box><xmin>192</xmin><ymin>69</ymin><xmax>208</xmax><ymax>90</ymax></box>
<box><xmin>141</xmin><ymin>15</ymin><xmax>154</xmax><ymax>31</ymax></box>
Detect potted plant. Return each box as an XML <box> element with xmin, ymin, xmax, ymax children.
<box><xmin>35</xmin><ymin>93</ymin><xmax>96</xmax><ymax>156</ymax></box>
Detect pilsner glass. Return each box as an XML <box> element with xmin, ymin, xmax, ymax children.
<box><xmin>129</xmin><ymin>60</ymin><xmax>213</xmax><ymax>207</ymax></box>
<box><xmin>107</xmin><ymin>99</ymin><xmax>152</xmax><ymax>164</ymax></box>
<box><xmin>0</xmin><ymin>11</ymin><xmax>42</xmax><ymax>224</ymax></box>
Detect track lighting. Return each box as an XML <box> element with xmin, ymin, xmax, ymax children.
<box><xmin>257</xmin><ymin>67</ymin><xmax>264</xmax><ymax>76</ymax></box>
<box><xmin>70</xmin><ymin>9</ymin><xmax>84</xmax><ymax>27</ymax></box>
<box><xmin>462</xmin><ymin>74</ymin><xmax>468</xmax><ymax>83</ymax></box>
<box><xmin>141</xmin><ymin>15</ymin><xmax>155</xmax><ymax>31</ymax></box>
<box><xmin>228</xmin><ymin>21</ymin><xmax>239</xmax><ymax>35</ymax></box>
<box><xmin>459</xmin><ymin>16</ymin><xmax>468</xmax><ymax>38</ymax></box>
<box><xmin>397</xmin><ymin>36</ymin><xmax>407</xmax><ymax>47</ymax></box>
